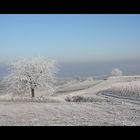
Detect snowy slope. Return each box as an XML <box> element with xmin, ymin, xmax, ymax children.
<box><xmin>0</xmin><ymin>101</ymin><xmax>139</xmax><ymax>126</ymax></box>
<box><xmin>0</xmin><ymin>75</ymin><xmax>140</xmax><ymax>126</ymax></box>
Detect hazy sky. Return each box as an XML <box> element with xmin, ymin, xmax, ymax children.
<box><xmin>0</xmin><ymin>14</ymin><xmax>140</xmax><ymax>64</ymax></box>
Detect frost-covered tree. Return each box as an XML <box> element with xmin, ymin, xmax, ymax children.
<box><xmin>4</xmin><ymin>56</ymin><xmax>58</xmax><ymax>98</ymax></box>
<box><xmin>111</xmin><ymin>68</ymin><xmax>123</xmax><ymax>76</ymax></box>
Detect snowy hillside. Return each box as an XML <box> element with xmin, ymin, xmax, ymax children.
<box><xmin>0</xmin><ymin>75</ymin><xmax>140</xmax><ymax>125</ymax></box>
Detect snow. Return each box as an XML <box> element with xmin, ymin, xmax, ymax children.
<box><xmin>1</xmin><ymin>75</ymin><xmax>140</xmax><ymax>125</ymax></box>
<box><xmin>0</xmin><ymin>101</ymin><xmax>139</xmax><ymax>126</ymax></box>
<box><xmin>110</xmin><ymin>81</ymin><xmax>140</xmax><ymax>98</ymax></box>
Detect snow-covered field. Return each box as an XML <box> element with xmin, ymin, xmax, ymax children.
<box><xmin>1</xmin><ymin>76</ymin><xmax>140</xmax><ymax>126</ymax></box>
<box><xmin>0</xmin><ymin>101</ymin><xmax>140</xmax><ymax>126</ymax></box>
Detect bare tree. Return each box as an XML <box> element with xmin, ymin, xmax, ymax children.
<box><xmin>4</xmin><ymin>56</ymin><xmax>58</xmax><ymax>98</ymax></box>
<box><xmin>111</xmin><ymin>68</ymin><xmax>123</xmax><ymax>76</ymax></box>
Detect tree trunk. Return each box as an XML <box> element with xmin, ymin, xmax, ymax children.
<box><xmin>31</xmin><ymin>88</ymin><xmax>35</xmax><ymax>98</ymax></box>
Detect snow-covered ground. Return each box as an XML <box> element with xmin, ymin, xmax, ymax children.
<box><xmin>1</xmin><ymin>76</ymin><xmax>140</xmax><ymax>126</ymax></box>
<box><xmin>0</xmin><ymin>101</ymin><xmax>140</xmax><ymax>126</ymax></box>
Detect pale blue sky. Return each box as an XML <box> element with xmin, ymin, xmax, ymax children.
<box><xmin>0</xmin><ymin>14</ymin><xmax>140</xmax><ymax>64</ymax></box>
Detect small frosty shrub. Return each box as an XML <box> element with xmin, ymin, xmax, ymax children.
<box><xmin>72</xmin><ymin>96</ymin><xmax>85</xmax><ymax>102</ymax></box>
<box><xmin>65</xmin><ymin>96</ymin><xmax>85</xmax><ymax>102</ymax></box>
<box><xmin>65</xmin><ymin>95</ymin><xmax>84</xmax><ymax>102</ymax></box>
<box><xmin>111</xmin><ymin>68</ymin><xmax>123</xmax><ymax>76</ymax></box>
<box><xmin>65</xmin><ymin>96</ymin><xmax>72</xmax><ymax>102</ymax></box>
<box><xmin>65</xmin><ymin>95</ymin><xmax>100</xmax><ymax>102</ymax></box>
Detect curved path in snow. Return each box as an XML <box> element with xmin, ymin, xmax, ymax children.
<box><xmin>54</xmin><ymin>78</ymin><xmax>140</xmax><ymax>105</ymax></box>
<box><xmin>53</xmin><ymin>79</ymin><xmax>118</xmax><ymax>100</ymax></box>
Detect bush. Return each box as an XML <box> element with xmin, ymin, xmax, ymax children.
<box><xmin>65</xmin><ymin>96</ymin><xmax>72</xmax><ymax>102</ymax></box>
<box><xmin>65</xmin><ymin>95</ymin><xmax>98</xmax><ymax>102</ymax></box>
<box><xmin>65</xmin><ymin>96</ymin><xmax>84</xmax><ymax>102</ymax></box>
<box><xmin>111</xmin><ymin>68</ymin><xmax>123</xmax><ymax>76</ymax></box>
